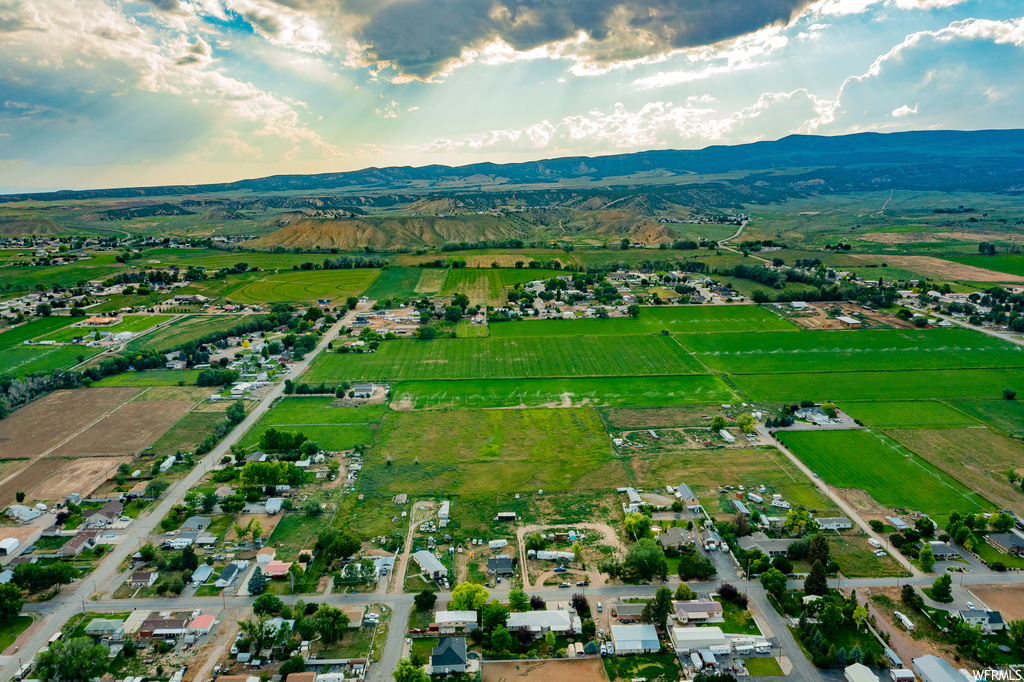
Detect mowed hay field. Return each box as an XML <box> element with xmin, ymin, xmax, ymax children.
<box><xmin>391</xmin><ymin>375</ymin><xmax>734</xmax><ymax>410</ymax></box>
<box><xmin>0</xmin><ymin>344</ymin><xmax>102</xmax><ymax>378</ymax></box>
<box><xmin>231</xmin><ymin>268</ymin><xmax>380</xmax><ymax>304</ymax></box>
<box><xmin>778</xmin><ymin>430</ymin><xmax>989</xmax><ymax>518</ymax></box>
<box><xmin>238</xmin><ymin>397</ymin><xmax>382</xmax><ymax>452</ymax></box>
<box><xmin>884</xmin><ymin>427</ymin><xmax>1024</xmax><ymax>515</ymax></box>
<box><xmin>360</xmin><ymin>408</ymin><xmax>625</xmax><ymax>499</ymax></box>
<box><xmin>436</xmin><ymin>268</ymin><xmax>563</xmax><ymax>306</ymax></box>
<box><xmin>950</xmin><ymin>400</ymin><xmax>1024</xmax><ymax>438</ymax></box>
<box><xmin>0</xmin><ymin>388</ymin><xmax>138</xmax><ymax>458</ymax></box>
<box><xmin>304</xmin><ymin>334</ymin><xmax>703</xmax><ymax>383</ymax></box>
<box><xmin>361</xmin><ymin>267</ymin><xmax>423</xmax><ymax>300</ymax></box>
<box><xmin>843</xmin><ymin>401</ymin><xmax>979</xmax><ymax>428</ymax></box>
<box><xmin>490</xmin><ymin>304</ymin><xmax>796</xmax><ymax>337</ymax></box>
<box><xmin>52</xmin><ymin>400</ymin><xmax>194</xmax><ymax>456</ymax></box>
<box><xmin>681</xmin><ymin>328</ymin><xmax>1024</xmax><ymax>374</ymax></box>
<box><xmin>732</xmin><ymin>368</ymin><xmax>1018</xmax><ymax>402</ymax></box>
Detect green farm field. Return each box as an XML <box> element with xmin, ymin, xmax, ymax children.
<box><xmin>303</xmin><ymin>334</ymin><xmax>704</xmax><ymax>383</ymax></box>
<box><xmin>778</xmin><ymin>430</ymin><xmax>990</xmax><ymax>517</ymax></box>
<box><xmin>359</xmin><ymin>408</ymin><xmax>625</xmax><ymax>498</ymax></box>
<box><xmin>0</xmin><ymin>344</ymin><xmax>100</xmax><ymax>377</ymax></box>
<box><xmin>945</xmin><ymin>255</ymin><xmax>1024</xmax><ymax>278</ymax></box>
<box><xmin>732</xmin><ymin>368</ymin><xmax>1020</xmax><ymax>402</ymax></box>
<box><xmin>241</xmin><ymin>423</ymin><xmax>376</xmax><ymax>452</ymax></box>
<box><xmin>125</xmin><ymin>314</ymin><xmax>252</xmax><ymax>352</ymax></box>
<box><xmin>138</xmin><ymin>248</ymin><xmax>319</xmax><ymax>270</ymax></box>
<box><xmin>391</xmin><ymin>375</ymin><xmax>734</xmax><ymax>409</ymax></box>
<box><xmin>842</xmin><ymin>401</ymin><xmax>979</xmax><ymax>428</ymax></box>
<box><xmin>361</xmin><ymin>267</ymin><xmax>424</xmax><ymax>301</ymax></box>
<box><xmin>38</xmin><ymin>314</ymin><xmax>172</xmax><ymax>342</ymax></box>
<box><xmin>949</xmin><ymin>400</ymin><xmax>1024</xmax><ymax>438</ymax></box>
<box><xmin>680</xmin><ymin>328</ymin><xmax>1024</xmax><ymax>374</ymax></box>
<box><xmin>0</xmin><ymin>316</ymin><xmax>77</xmax><ymax>350</ymax></box>
<box><xmin>91</xmin><ymin>369</ymin><xmax>202</xmax><ymax>387</ymax></box>
<box><xmin>258</xmin><ymin>397</ymin><xmax>386</xmax><ymax>424</ymax></box>
<box><xmin>230</xmin><ymin>269</ymin><xmax>380</xmax><ymax>304</ymax></box>
<box><xmin>489</xmin><ymin>304</ymin><xmax>795</xmax><ymax>337</ymax></box>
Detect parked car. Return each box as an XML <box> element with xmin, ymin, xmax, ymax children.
<box><xmin>558</xmin><ymin>582</ymin><xmax>570</xmax><ymax>588</ymax></box>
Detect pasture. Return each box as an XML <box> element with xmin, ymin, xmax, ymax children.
<box><xmin>778</xmin><ymin>430</ymin><xmax>989</xmax><ymax>517</ymax></box>
<box><xmin>125</xmin><ymin>314</ymin><xmax>251</xmax><ymax>352</ymax></box>
<box><xmin>390</xmin><ymin>375</ymin><xmax>734</xmax><ymax>410</ymax></box>
<box><xmin>0</xmin><ymin>344</ymin><xmax>99</xmax><ymax>377</ymax></box>
<box><xmin>0</xmin><ymin>316</ymin><xmax>77</xmax><ymax>350</ymax></box>
<box><xmin>884</xmin><ymin>428</ymin><xmax>1024</xmax><ymax>515</ymax></box>
<box><xmin>361</xmin><ymin>267</ymin><xmax>423</xmax><ymax>301</ymax></box>
<box><xmin>138</xmin><ymin>247</ymin><xmax>317</xmax><ymax>270</ymax></box>
<box><xmin>842</xmin><ymin>401</ymin><xmax>978</xmax><ymax>428</ymax></box>
<box><xmin>259</xmin><ymin>397</ymin><xmax>385</xmax><ymax>424</ymax></box>
<box><xmin>91</xmin><ymin>369</ymin><xmax>202</xmax><ymax>387</ymax></box>
<box><xmin>950</xmin><ymin>400</ymin><xmax>1024</xmax><ymax>438</ymax></box>
<box><xmin>680</xmin><ymin>328</ymin><xmax>1024</xmax><ymax>374</ymax></box>
<box><xmin>38</xmin><ymin>314</ymin><xmax>172</xmax><ymax>343</ymax></box>
<box><xmin>489</xmin><ymin>304</ymin><xmax>794</xmax><ymax>337</ymax></box>
<box><xmin>303</xmin><ymin>334</ymin><xmax>704</xmax><ymax>382</ymax></box>
<box><xmin>360</xmin><ymin>408</ymin><xmax>624</xmax><ymax>499</ymax></box>
<box><xmin>945</xmin><ymin>255</ymin><xmax>1024</xmax><ymax>278</ymax></box>
<box><xmin>230</xmin><ymin>269</ymin><xmax>380</xmax><ymax>304</ymax></box>
<box><xmin>439</xmin><ymin>269</ymin><xmax>502</xmax><ymax>305</ymax></box>
<box><xmin>732</xmin><ymin>368</ymin><xmax>1018</xmax><ymax>402</ymax></box>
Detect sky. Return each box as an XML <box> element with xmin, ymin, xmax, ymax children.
<box><xmin>0</xmin><ymin>0</ymin><xmax>1022</xmax><ymax>191</ymax></box>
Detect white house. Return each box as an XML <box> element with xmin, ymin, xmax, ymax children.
<box><xmin>159</xmin><ymin>456</ymin><xmax>176</xmax><ymax>472</ymax></box>
<box><xmin>817</xmin><ymin>516</ymin><xmax>853</xmax><ymax>531</ymax></box>
<box><xmin>6</xmin><ymin>505</ymin><xmax>41</xmax><ymax>522</ymax></box>
<box><xmin>506</xmin><ymin>610</ymin><xmax>577</xmax><ymax>637</ymax></box>
<box><xmin>412</xmin><ymin>550</ymin><xmax>448</xmax><ymax>580</ymax></box>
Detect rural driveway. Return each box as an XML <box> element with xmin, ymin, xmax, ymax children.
<box><xmin>0</xmin><ymin>318</ymin><xmax>346</xmax><ymax>682</ymax></box>
<box><xmin>756</xmin><ymin>425</ymin><xmax>924</xmax><ymax>578</ymax></box>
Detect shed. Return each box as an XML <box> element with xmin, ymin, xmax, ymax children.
<box><xmin>265</xmin><ymin>498</ymin><xmax>283</xmax><ymax>514</ymax></box>
<box><xmin>670</xmin><ymin>625</ymin><xmax>727</xmax><ymax>653</ymax></box>
<box><xmin>611</xmin><ymin>624</ymin><xmax>659</xmax><ymax>654</ymax></box>
<box><xmin>412</xmin><ymin>550</ymin><xmax>448</xmax><ymax>579</ymax></box>
<box><xmin>189</xmin><ymin>614</ymin><xmax>215</xmax><ymax>634</ymax></box>
<box><xmin>191</xmin><ymin>564</ymin><xmax>214</xmax><ymax>584</ymax></box>
<box><xmin>913</xmin><ymin>655</ymin><xmax>966</xmax><ymax>682</ymax></box>
<box><xmin>0</xmin><ymin>538</ymin><xmax>19</xmax><ymax>555</ymax></box>
<box><xmin>844</xmin><ymin>663</ymin><xmax>880</xmax><ymax>682</ymax></box>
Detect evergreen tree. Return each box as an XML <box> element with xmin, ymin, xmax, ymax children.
<box><xmin>248</xmin><ymin>566</ymin><xmax>267</xmax><ymax>595</ymax></box>
<box><xmin>804</xmin><ymin>560</ymin><xmax>829</xmax><ymax>596</ymax></box>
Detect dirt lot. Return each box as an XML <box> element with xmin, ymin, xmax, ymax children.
<box><xmin>850</xmin><ymin>254</ymin><xmax>1024</xmax><ymax>283</ymax></box>
<box><xmin>223</xmin><ymin>513</ymin><xmax>281</xmax><ymax>542</ymax></box>
<box><xmin>483</xmin><ymin>659</ymin><xmax>608</xmax><ymax>682</ymax></box>
<box><xmin>52</xmin><ymin>400</ymin><xmax>194</xmax><ymax>456</ymax></box>
<box><xmin>0</xmin><ymin>388</ymin><xmax>138</xmax><ymax>458</ymax></box>
<box><xmin>0</xmin><ymin>520</ymin><xmax>48</xmax><ymax>546</ymax></box>
<box><xmin>184</xmin><ymin>607</ymin><xmax>240</xmax><ymax>682</ymax></box>
<box><xmin>969</xmin><ymin>586</ymin><xmax>1024</xmax><ymax>621</ymax></box>
<box><xmin>0</xmin><ymin>459</ymin><xmax>29</xmax><ymax>488</ymax></box>
<box><xmin>32</xmin><ymin>456</ymin><xmax>127</xmax><ymax>501</ymax></box>
<box><xmin>1</xmin><ymin>458</ymin><xmax>69</xmax><ymax>507</ymax></box>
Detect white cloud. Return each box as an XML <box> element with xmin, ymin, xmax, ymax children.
<box><xmin>891</xmin><ymin>103</ymin><xmax>918</xmax><ymax>117</ymax></box>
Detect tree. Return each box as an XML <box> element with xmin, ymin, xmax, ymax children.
<box><xmin>490</xmin><ymin>625</ymin><xmax>514</xmax><ymax>652</ymax></box>
<box><xmin>346</xmin><ymin>296</ymin><xmax>359</xmax><ymax>310</ymax></box>
<box><xmin>931</xmin><ymin>574</ymin><xmax>953</xmax><ymax>602</ymax></box>
<box><xmin>623</xmin><ymin>512</ymin><xmax>651</xmax><ymax>539</ymax></box>
<box><xmin>254</xmin><ymin>594</ymin><xmax>283</xmax><ymax>615</ymax></box>
<box><xmin>623</xmin><ymin>538</ymin><xmax>667</xmax><ymax>580</ymax></box>
<box><xmin>36</xmin><ymin>637</ymin><xmax>108</xmax><ymax>682</ymax></box>
<box><xmin>36</xmin><ymin>303</ymin><xmax>52</xmax><ymax>317</ymax></box>
<box><xmin>620</xmin><ymin>238</ymin><xmax>631</xmax><ymax>250</ymax></box>
<box><xmin>15</xmin><ymin>492</ymin><xmax>25</xmax><ymax>503</ymax></box>
<box><xmin>901</xmin><ymin>585</ymin><xmax>924</xmax><ymax>611</ymax></box>
<box><xmin>1008</xmin><ymin>620</ymin><xmax>1024</xmax><ymax>648</ymax></box>
<box><xmin>711</xmin><ymin>415</ymin><xmax>727</xmax><ymax>431</ymax></box>
<box><xmin>772</xmin><ymin>555</ymin><xmax>793</xmax><ymax>575</ymax></box>
<box><xmin>737</xmin><ymin>414</ymin><xmax>755</xmax><ymax>433</ymax></box>
<box><xmin>784</xmin><ymin>510</ymin><xmax>817</xmax><ymax>536</ymax></box>
<box><xmin>644</xmin><ymin>587</ymin><xmax>673</xmax><ymax>628</ymax></box>
<box><xmin>918</xmin><ymin>544</ymin><xmax>935</xmax><ymax>573</ymax></box>
<box><xmin>220</xmin><ymin>495</ymin><xmax>245</xmax><ymax>513</ymax></box>
<box><xmin>145</xmin><ymin>479</ymin><xmax>169</xmax><ymax>498</ymax></box>
<box><xmin>544</xmin><ymin>630</ymin><xmax>556</xmax><ymax>649</ymax></box>
<box><xmin>201</xmin><ymin>492</ymin><xmax>219</xmax><ymax>514</ymax></box>
<box><xmin>804</xmin><ymin>560</ymin><xmax>828</xmax><ymax>596</ymax></box>
<box><xmin>530</xmin><ymin>595</ymin><xmax>546</xmax><ymax>610</ymax></box>
<box><xmin>508</xmin><ymin>589</ymin><xmax>529</xmax><ymax>612</ymax></box>
<box><xmin>248</xmin><ymin>566</ymin><xmax>267</xmax><ymax>595</ymax></box>
<box><xmin>626</xmin><ymin>304</ymin><xmax>641</xmax><ymax>317</ymax></box>
<box><xmin>820</xmin><ymin>401</ymin><xmax>838</xmax><ymax>418</ymax></box>
<box><xmin>820</xmin><ymin>603</ymin><xmax>844</xmax><ymax>635</ymax></box>
<box><xmin>414</xmin><ymin>590</ymin><xmax>437</xmax><ymax>612</ymax></box>
<box><xmin>992</xmin><ymin>512</ymin><xmax>1015</xmax><ymax>532</ymax></box>
<box><xmin>309</xmin><ymin>605</ymin><xmax>350</xmax><ymax>644</ymax></box>
<box><xmin>0</xmin><ymin>582</ymin><xmax>23</xmax><ymax>618</ymax></box>
<box><xmin>181</xmin><ymin>545</ymin><xmax>198</xmax><ymax>571</ymax></box>
<box><xmin>139</xmin><ymin>543</ymin><xmax>157</xmax><ymax>562</ymax></box>
<box><xmin>1004</xmin><ymin>388</ymin><xmax>1017</xmax><ymax>401</ymax></box>
<box><xmin>853</xmin><ymin>605</ymin><xmax>869</xmax><ymax>632</ymax></box>
<box><xmin>582</xmin><ymin>619</ymin><xmax>597</xmax><ymax>640</ymax></box>
<box><xmin>808</xmin><ymin>534</ymin><xmax>830</xmax><ymax>566</ymax></box>
<box><xmin>759</xmin><ymin>568</ymin><xmax>787</xmax><ymax>599</ymax></box>
<box><xmin>417</xmin><ymin>325</ymin><xmax>436</xmax><ymax>340</ymax></box>
<box><xmin>393</xmin><ymin>658</ymin><xmax>429</xmax><ymax>682</ymax></box>
<box><xmin>443</xmin><ymin>305</ymin><xmax>463</xmax><ymax>323</ymax></box>
<box><xmin>677</xmin><ymin>550</ymin><xmax>717</xmax><ymax>581</ymax></box>
<box><xmin>449</xmin><ymin>583</ymin><xmax>489</xmax><ymax>611</ymax></box>
<box><xmin>482</xmin><ymin>600</ymin><xmax>509</xmax><ymax>635</ymax></box>
<box><xmin>570</xmin><ymin>593</ymin><xmax>591</xmax><ymax>618</ymax></box>
<box><xmin>675</xmin><ymin>583</ymin><xmax>696</xmax><ymax>600</ymax></box>
<box><xmin>279</xmin><ymin>655</ymin><xmax>307</xmax><ymax>678</ymax></box>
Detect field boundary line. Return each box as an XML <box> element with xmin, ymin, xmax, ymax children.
<box><xmin>37</xmin><ymin>388</ymin><xmax>147</xmax><ymax>460</ymax></box>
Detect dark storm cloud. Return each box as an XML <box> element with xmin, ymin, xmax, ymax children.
<box><xmin>136</xmin><ymin>0</ymin><xmax>182</xmax><ymax>11</ymax></box>
<box><xmin>352</xmin><ymin>0</ymin><xmax>816</xmax><ymax>78</ymax></box>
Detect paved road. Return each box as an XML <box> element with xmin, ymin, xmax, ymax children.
<box><xmin>0</xmin><ymin>318</ymin><xmax>347</xmax><ymax>682</ymax></box>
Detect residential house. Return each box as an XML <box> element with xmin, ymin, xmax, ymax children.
<box><xmin>430</xmin><ymin>637</ymin><xmax>467</xmax><ymax>674</ymax></box>
<box><xmin>611</xmin><ymin>624</ymin><xmax>660</xmax><ymax>654</ymax></box>
<box><xmin>6</xmin><ymin>505</ymin><xmax>41</xmax><ymax>522</ymax></box>
<box><xmin>129</xmin><ymin>572</ymin><xmax>158</xmax><ymax>588</ymax></box>
<box><xmin>412</xmin><ymin>550</ymin><xmax>448</xmax><ymax>580</ymax></box>
<box><xmin>954</xmin><ymin>610</ymin><xmax>1004</xmax><ymax>632</ymax></box>
<box><xmin>59</xmin><ymin>530</ymin><xmax>99</xmax><ymax>557</ymax></box>
<box><xmin>188</xmin><ymin>614</ymin><xmax>215</xmax><ymax>635</ymax></box>
<box><xmin>487</xmin><ymin>556</ymin><xmax>514</xmax><ymax>576</ymax></box>
<box><xmin>256</xmin><ymin>547</ymin><xmax>276</xmax><ymax>564</ymax></box>
<box><xmin>737</xmin><ymin>531</ymin><xmax>793</xmax><ymax>558</ymax></box>
<box><xmin>136</xmin><ymin>616</ymin><xmax>190</xmax><ymax>639</ymax></box>
<box><xmin>83</xmin><ymin>501</ymin><xmax>123</xmax><ymax>526</ymax></box>
<box><xmin>179</xmin><ymin>516</ymin><xmax>211</xmax><ymax>533</ymax></box>
<box><xmin>673</xmin><ymin>599</ymin><xmax>724</xmax><ymax>624</ymax></box>
<box><xmin>435</xmin><ymin>611</ymin><xmax>476</xmax><ymax>633</ymax></box>
<box><xmin>191</xmin><ymin>564</ymin><xmax>214</xmax><ymax>584</ymax></box>
<box><xmin>506</xmin><ymin>610</ymin><xmax>577</xmax><ymax>638</ymax></box>
<box><xmin>927</xmin><ymin>541</ymin><xmax>958</xmax><ymax>560</ymax></box>
<box><xmin>216</xmin><ymin>562</ymin><xmax>245</xmax><ymax>588</ymax></box>
<box><xmin>85</xmin><ymin>618</ymin><xmax>125</xmax><ymax>640</ymax></box>
<box><xmin>986</xmin><ymin>532</ymin><xmax>1024</xmax><ymax>557</ymax></box>
<box><xmin>613</xmin><ymin>603</ymin><xmax>646</xmax><ymax>622</ymax></box>
<box><xmin>675</xmin><ymin>483</ymin><xmax>701</xmax><ymax>513</ymax></box>
<box><xmin>658</xmin><ymin>526</ymin><xmax>696</xmax><ymax>551</ymax></box>
<box><xmin>816</xmin><ymin>517</ymin><xmax>853</xmax><ymax>531</ymax></box>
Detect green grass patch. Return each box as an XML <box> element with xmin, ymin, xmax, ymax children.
<box><xmin>744</xmin><ymin>657</ymin><xmax>784</xmax><ymax>676</ymax></box>
<box><xmin>125</xmin><ymin>314</ymin><xmax>252</xmax><ymax>353</ymax></box>
<box><xmin>0</xmin><ymin>344</ymin><xmax>100</xmax><ymax>377</ymax></box>
<box><xmin>194</xmin><ymin>584</ymin><xmax>225</xmax><ymax>596</ymax></box>
<box><xmin>945</xmin><ymin>255</ymin><xmax>1024</xmax><ymax>278</ymax></box>
<box><xmin>732</xmin><ymin>368</ymin><xmax>1020</xmax><ymax>402</ymax></box>
<box><xmin>778</xmin><ymin>430</ymin><xmax>990</xmax><ymax>517</ymax></box>
<box><xmin>258</xmin><ymin>396</ymin><xmax>386</xmax><ymax>425</ymax></box>
<box><xmin>91</xmin><ymin>369</ymin><xmax>202</xmax><ymax>387</ymax></box>
<box><xmin>714</xmin><ymin>596</ymin><xmax>761</xmax><ymax>635</ymax></box>
<box><xmin>842</xmin><ymin>401</ymin><xmax>978</xmax><ymax>428</ymax></box>
<box><xmin>0</xmin><ymin>615</ymin><xmax>33</xmax><ymax>651</ymax></box>
<box><xmin>362</xmin><ymin>267</ymin><xmax>425</xmax><ymax>301</ymax></box>
<box><xmin>148</xmin><ymin>410</ymin><xmax>225</xmax><ymax>457</ymax></box>
<box><xmin>317</xmin><ymin>627</ymin><xmax>376</xmax><ymax>659</ymax></box>
<box><xmin>268</xmin><ymin>513</ymin><xmax>330</xmax><ymax>561</ymax></box>
<box><xmin>38</xmin><ymin>315</ymin><xmax>172</xmax><ymax>342</ymax></box>
<box><xmin>231</xmin><ymin>269</ymin><xmax>381</xmax><ymax>305</ymax></box>
<box><xmin>973</xmin><ymin>539</ymin><xmax>1024</xmax><ymax>569</ymax></box>
<box><xmin>240</xmin><ymin>421</ymin><xmax>376</xmax><ymax>452</ymax></box>
<box><xmin>304</xmin><ymin>334</ymin><xmax>704</xmax><ymax>382</ymax></box>
<box><xmin>455</xmin><ymin>321</ymin><xmax>489</xmax><ymax>338</ymax></box>
<box><xmin>391</xmin><ymin>375</ymin><xmax>734</xmax><ymax>409</ymax></box>
<box><xmin>680</xmin><ymin>328</ymin><xmax>1024</xmax><ymax>374</ymax></box>
<box><xmin>603</xmin><ymin>652</ymin><xmax>680</xmax><ymax>682</ymax></box>
<box><xmin>0</xmin><ymin>316</ymin><xmax>77</xmax><ymax>349</ymax></box>
<box><xmin>950</xmin><ymin>400</ymin><xmax>1024</xmax><ymax>438</ymax></box>
<box><xmin>828</xmin><ymin>536</ymin><xmax>909</xmax><ymax>578</ymax></box>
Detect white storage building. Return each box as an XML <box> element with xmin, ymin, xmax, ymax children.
<box><xmin>611</xmin><ymin>624</ymin><xmax>660</xmax><ymax>654</ymax></box>
<box><xmin>670</xmin><ymin>626</ymin><xmax>727</xmax><ymax>653</ymax></box>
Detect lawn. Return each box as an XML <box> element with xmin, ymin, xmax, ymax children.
<box><xmin>0</xmin><ymin>344</ymin><xmax>100</xmax><ymax>377</ymax></box>
<box><xmin>713</xmin><ymin>596</ymin><xmax>761</xmax><ymax>635</ymax></box>
<box><xmin>37</xmin><ymin>314</ymin><xmax>172</xmax><ymax>342</ymax></box>
<box><xmin>603</xmin><ymin>652</ymin><xmax>680</xmax><ymax>682</ymax></box>
<box><xmin>240</xmin><ymin>420</ymin><xmax>377</xmax><ymax>452</ymax></box>
<box><xmin>732</xmin><ymin>368</ymin><xmax>1019</xmax><ymax>402</ymax></box>
<box><xmin>883</xmin><ymin>427</ymin><xmax>1024</xmax><ymax>515</ymax></box>
<box><xmin>973</xmin><ymin>538</ymin><xmax>1024</xmax><ymax>569</ymax></box>
<box><xmin>92</xmin><ymin>369</ymin><xmax>202</xmax><ymax>387</ymax></box>
<box><xmin>0</xmin><ymin>316</ymin><xmax>78</xmax><ymax>350</ymax></box>
<box><xmin>125</xmin><ymin>314</ymin><xmax>253</xmax><ymax>353</ymax></box>
<box><xmin>828</xmin><ymin>536</ymin><xmax>908</xmax><ymax>578</ymax></box>
<box><xmin>231</xmin><ymin>269</ymin><xmax>381</xmax><ymax>305</ymax></box>
<box><xmin>0</xmin><ymin>615</ymin><xmax>33</xmax><ymax>651</ymax></box>
<box><xmin>303</xmin><ymin>334</ymin><xmax>704</xmax><ymax>382</ymax></box>
<box><xmin>359</xmin><ymin>408</ymin><xmax>626</xmax><ymax>500</ymax></box>
<box><xmin>409</xmin><ymin>636</ymin><xmax>438</xmax><ymax>661</ymax></box>
<box><xmin>490</xmin><ymin>304</ymin><xmax>795</xmax><ymax>337</ymax></box>
<box><xmin>679</xmin><ymin>328</ymin><xmax>1024</xmax><ymax>374</ymax></box>
<box><xmin>842</xmin><ymin>401</ymin><xmax>978</xmax><ymax>428</ymax></box>
<box><xmin>778</xmin><ymin>430</ymin><xmax>990</xmax><ymax>517</ymax></box>
<box><xmin>267</xmin><ymin>513</ymin><xmax>330</xmax><ymax>561</ymax></box>
<box><xmin>950</xmin><ymin>400</ymin><xmax>1024</xmax><ymax>438</ymax></box>
<box><xmin>391</xmin><ymin>375</ymin><xmax>734</xmax><ymax>409</ymax></box>
<box><xmin>455</xmin><ymin>321</ymin><xmax>489</xmax><ymax>337</ymax></box>
<box><xmin>317</xmin><ymin>627</ymin><xmax>376</xmax><ymax>659</ymax></box>
<box><xmin>744</xmin><ymin>657</ymin><xmax>784</xmax><ymax>676</ymax></box>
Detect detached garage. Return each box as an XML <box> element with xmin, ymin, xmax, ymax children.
<box><xmin>0</xmin><ymin>538</ymin><xmax>19</xmax><ymax>556</ymax></box>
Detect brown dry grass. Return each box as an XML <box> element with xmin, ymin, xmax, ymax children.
<box><xmin>884</xmin><ymin>427</ymin><xmax>1024</xmax><ymax>515</ymax></box>
<box><xmin>849</xmin><ymin>254</ymin><xmax>1024</xmax><ymax>282</ymax></box>
<box><xmin>33</xmin><ymin>457</ymin><xmax>127</xmax><ymax>500</ymax></box>
<box><xmin>223</xmin><ymin>513</ymin><xmax>281</xmax><ymax>541</ymax></box>
<box><xmin>483</xmin><ymin>659</ymin><xmax>609</xmax><ymax>682</ymax></box>
<box><xmin>601</xmin><ymin>405</ymin><xmax>718</xmax><ymax>429</ymax></box>
<box><xmin>1</xmin><ymin>458</ymin><xmax>68</xmax><ymax>507</ymax></box>
<box><xmin>51</xmin><ymin>400</ymin><xmax>193</xmax><ymax>457</ymax></box>
<box><xmin>0</xmin><ymin>388</ymin><xmax>138</xmax><ymax>458</ymax></box>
